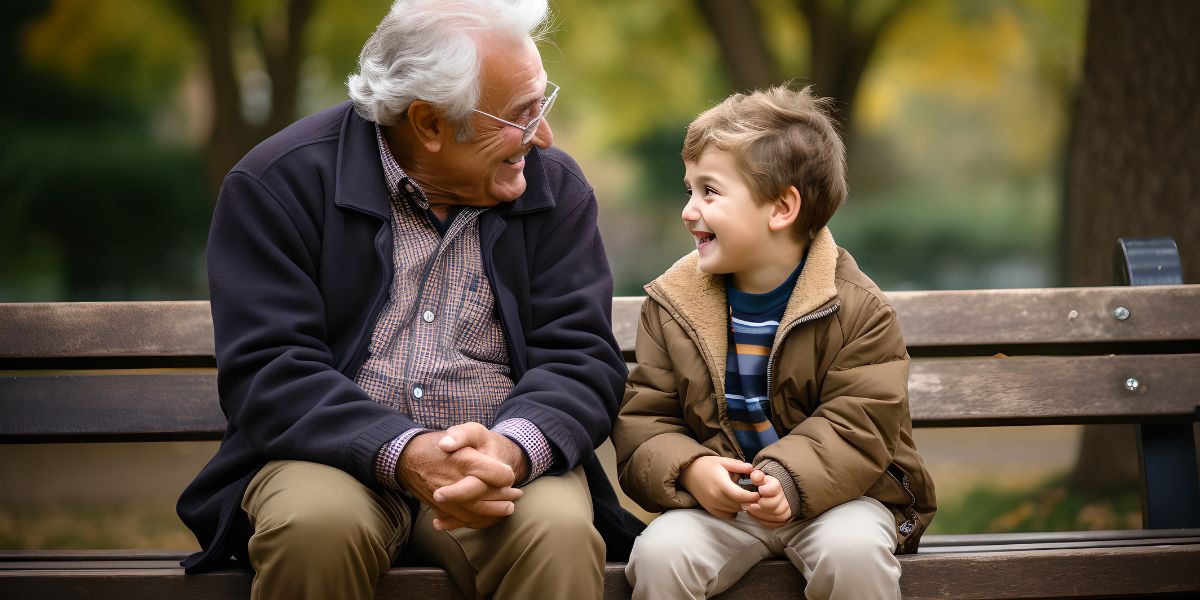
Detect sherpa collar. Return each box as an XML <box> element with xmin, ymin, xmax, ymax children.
<box><xmin>644</xmin><ymin>227</ymin><xmax>841</xmax><ymax>389</ymax></box>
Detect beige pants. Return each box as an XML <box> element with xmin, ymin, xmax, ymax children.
<box><xmin>241</xmin><ymin>460</ymin><xmax>603</xmax><ymax>600</ymax></box>
<box><xmin>626</xmin><ymin>497</ymin><xmax>900</xmax><ymax>600</ymax></box>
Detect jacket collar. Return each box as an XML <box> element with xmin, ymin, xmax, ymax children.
<box><xmin>644</xmin><ymin>227</ymin><xmax>841</xmax><ymax>386</ymax></box>
<box><xmin>332</xmin><ymin>105</ymin><xmax>555</xmax><ymax>220</ymax></box>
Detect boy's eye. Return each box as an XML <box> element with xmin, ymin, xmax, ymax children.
<box><xmin>705</xmin><ymin>186</ymin><xmax>718</xmax><ymax>196</ymax></box>
<box><xmin>683</xmin><ymin>187</ymin><xmax>693</xmax><ymax>200</ymax></box>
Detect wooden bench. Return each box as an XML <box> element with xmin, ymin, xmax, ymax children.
<box><xmin>3</xmin><ymin>240</ymin><xmax>1199</xmax><ymax>599</ymax></box>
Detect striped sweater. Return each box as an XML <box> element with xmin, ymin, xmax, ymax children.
<box><xmin>723</xmin><ymin>262</ymin><xmax>804</xmax><ymax>460</ymax></box>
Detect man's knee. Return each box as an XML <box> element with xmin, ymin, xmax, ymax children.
<box><xmin>244</xmin><ymin>461</ymin><xmax>405</xmax><ymax>569</ymax></box>
<box><xmin>514</xmin><ymin>501</ymin><xmax>603</xmax><ymax>560</ymax></box>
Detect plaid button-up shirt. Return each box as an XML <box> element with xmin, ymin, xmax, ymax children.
<box><xmin>360</xmin><ymin>126</ymin><xmax>554</xmax><ymax>488</ymax></box>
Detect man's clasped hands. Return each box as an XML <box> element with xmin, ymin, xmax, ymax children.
<box><xmin>397</xmin><ymin>422</ymin><xmax>530</xmax><ymax>531</ymax></box>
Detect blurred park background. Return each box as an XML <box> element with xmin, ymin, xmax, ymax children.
<box><xmin>2</xmin><ymin>0</ymin><xmax>1197</xmax><ymax>551</ymax></box>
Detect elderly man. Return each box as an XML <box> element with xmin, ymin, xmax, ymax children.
<box><xmin>176</xmin><ymin>1</ymin><xmax>641</xmax><ymax>598</ymax></box>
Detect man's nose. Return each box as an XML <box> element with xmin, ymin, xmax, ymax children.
<box><xmin>530</xmin><ymin>117</ymin><xmax>553</xmax><ymax>149</ymax></box>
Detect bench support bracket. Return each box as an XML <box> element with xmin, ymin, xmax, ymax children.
<box><xmin>1116</xmin><ymin>237</ymin><xmax>1200</xmax><ymax>528</ymax></box>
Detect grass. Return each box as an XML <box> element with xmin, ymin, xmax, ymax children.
<box><xmin>927</xmin><ymin>473</ymin><xmax>1142</xmax><ymax>535</ymax></box>
<box><xmin>0</xmin><ymin>503</ymin><xmax>198</xmax><ymax>551</ymax></box>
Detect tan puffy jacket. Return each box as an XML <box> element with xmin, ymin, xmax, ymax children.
<box><xmin>614</xmin><ymin>228</ymin><xmax>936</xmax><ymax>553</ymax></box>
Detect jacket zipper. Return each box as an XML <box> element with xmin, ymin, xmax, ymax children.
<box><xmin>765</xmin><ymin>302</ymin><xmax>841</xmax><ymax>407</ymax></box>
<box><xmin>886</xmin><ymin>464</ymin><xmax>921</xmax><ymax>546</ymax></box>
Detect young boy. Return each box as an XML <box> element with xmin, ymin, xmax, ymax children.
<box><xmin>613</xmin><ymin>85</ymin><xmax>936</xmax><ymax>600</ymax></box>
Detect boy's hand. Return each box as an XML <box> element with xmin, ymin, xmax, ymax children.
<box><xmin>679</xmin><ymin>456</ymin><xmax>759</xmax><ymax>519</ymax></box>
<box><xmin>743</xmin><ymin>469</ymin><xmax>792</xmax><ymax>528</ymax></box>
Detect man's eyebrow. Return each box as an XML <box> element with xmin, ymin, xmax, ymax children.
<box><xmin>509</xmin><ymin>97</ymin><xmax>540</xmax><ymax>119</ymax></box>
<box><xmin>506</xmin><ymin>84</ymin><xmax>547</xmax><ymax>117</ymax></box>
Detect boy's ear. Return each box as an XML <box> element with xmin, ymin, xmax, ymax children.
<box><xmin>768</xmin><ymin>185</ymin><xmax>802</xmax><ymax>232</ymax></box>
<box><xmin>406</xmin><ymin>100</ymin><xmax>445</xmax><ymax>153</ymax></box>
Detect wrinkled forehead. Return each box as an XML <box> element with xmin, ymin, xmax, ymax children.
<box><xmin>475</xmin><ymin>38</ymin><xmax>544</xmax><ymax>111</ymax></box>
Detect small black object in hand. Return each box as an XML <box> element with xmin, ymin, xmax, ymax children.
<box><xmin>736</xmin><ymin>476</ymin><xmax>758</xmax><ymax>492</ymax></box>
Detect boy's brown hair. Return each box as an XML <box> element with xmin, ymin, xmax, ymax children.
<box><xmin>682</xmin><ymin>84</ymin><xmax>847</xmax><ymax>240</ymax></box>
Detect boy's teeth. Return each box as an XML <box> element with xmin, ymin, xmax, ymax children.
<box><xmin>504</xmin><ymin>153</ymin><xmax>524</xmax><ymax>164</ymax></box>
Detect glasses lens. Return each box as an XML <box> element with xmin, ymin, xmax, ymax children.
<box><xmin>522</xmin><ymin>86</ymin><xmax>557</xmax><ymax>145</ymax></box>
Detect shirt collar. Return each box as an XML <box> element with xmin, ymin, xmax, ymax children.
<box><xmin>375</xmin><ymin>124</ymin><xmax>432</xmax><ymax>210</ymax></box>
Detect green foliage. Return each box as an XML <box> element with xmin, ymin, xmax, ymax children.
<box><xmin>928</xmin><ymin>474</ymin><xmax>1142</xmax><ymax>535</ymax></box>
<box><xmin>20</xmin><ymin>0</ymin><xmax>196</xmax><ymax>112</ymax></box>
<box><xmin>830</xmin><ymin>173</ymin><xmax>1061</xmax><ymax>290</ymax></box>
<box><xmin>0</xmin><ymin>126</ymin><xmax>211</xmax><ymax>300</ymax></box>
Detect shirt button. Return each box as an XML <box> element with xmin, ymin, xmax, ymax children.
<box><xmin>413</xmin><ymin>386</ymin><xmax>424</xmax><ymax>399</ymax></box>
<box><xmin>422</xmin><ymin>310</ymin><xmax>435</xmax><ymax>322</ymax></box>
<box><xmin>404</xmin><ymin>183</ymin><xmax>415</xmax><ymax>193</ymax></box>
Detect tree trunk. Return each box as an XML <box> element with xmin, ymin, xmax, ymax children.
<box><xmin>695</xmin><ymin>0</ymin><xmax>907</xmax><ymax>139</ymax></box>
<box><xmin>177</xmin><ymin>0</ymin><xmax>315</xmax><ymax>198</ymax></box>
<box><xmin>1064</xmin><ymin>0</ymin><xmax>1200</xmax><ymax>494</ymax></box>
<box><xmin>694</xmin><ymin>0</ymin><xmax>778</xmax><ymax>92</ymax></box>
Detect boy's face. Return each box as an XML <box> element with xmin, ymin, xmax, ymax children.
<box><xmin>682</xmin><ymin>147</ymin><xmax>776</xmax><ymax>277</ymax></box>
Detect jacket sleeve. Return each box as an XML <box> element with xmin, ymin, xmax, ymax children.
<box><xmin>491</xmin><ymin>188</ymin><xmax>628</xmax><ymax>472</ymax></box>
<box><xmin>208</xmin><ymin>171</ymin><xmax>421</xmax><ymax>488</ymax></box>
<box><xmin>612</xmin><ymin>300</ymin><xmax>716</xmax><ymax>512</ymax></box>
<box><xmin>755</xmin><ymin>292</ymin><xmax>910</xmax><ymax>520</ymax></box>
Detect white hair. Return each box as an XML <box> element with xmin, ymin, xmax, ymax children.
<box><xmin>347</xmin><ymin>0</ymin><xmax>549</xmax><ymax>141</ymax></box>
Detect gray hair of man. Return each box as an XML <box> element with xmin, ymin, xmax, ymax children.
<box><xmin>348</xmin><ymin>0</ymin><xmax>550</xmax><ymax>143</ymax></box>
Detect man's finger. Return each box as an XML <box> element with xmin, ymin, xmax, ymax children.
<box><xmin>434</xmin><ymin>476</ymin><xmax>523</xmax><ymax>504</ymax></box>
<box><xmin>464</xmin><ymin>499</ymin><xmax>517</xmax><ymax>518</ymax></box>
<box><xmin>452</xmin><ymin>447</ymin><xmax>516</xmax><ymax>488</ymax></box>
<box><xmin>433</xmin><ymin>515</ymin><xmax>468</xmax><ymax>531</ymax></box>
<box><xmin>439</xmin><ymin>422</ymin><xmax>490</xmax><ymax>453</ymax></box>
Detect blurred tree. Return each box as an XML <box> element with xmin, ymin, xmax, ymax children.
<box><xmin>694</xmin><ymin>0</ymin><xmax>910</xmax><ymax>136</ymax></box>
<box><xmin>1064</xmin><ymin>0</ymin><xmax>1200</xmax><ymax>494</ymax></box>
<box><xmin>175</xmin><ymin>0</ymin><xmax>314</xmax><ymax>193</ymax></box>
<box><xmin>3</xmin><ymin>0</ymin><xmax>211</xmax><ymax>300</ymax></box>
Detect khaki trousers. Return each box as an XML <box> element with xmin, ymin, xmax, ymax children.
<box><xmin>242</xmin><ymin>460</ymin><xmax>603</xmax><ymax>600</ymax></box>
<box><xmin>625</xmin><ymin>497</ymin><xmax>900</xmax><ymax>600</ymax></box>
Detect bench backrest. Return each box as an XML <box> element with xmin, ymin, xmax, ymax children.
<box><xmin>4</xmin><ymin>286</ymin><xmax>1196</xmax><ymax>436</ymax></box>
<box><xmin>2</xmin><ymin>286</ymin><xmax>1198</xmax><ymax>523</ymax></box>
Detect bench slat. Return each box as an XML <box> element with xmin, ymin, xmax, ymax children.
<box><xmin>3</xmin><ymin>286</ymin><xmax>1198</xmax><ymax>361</ymax></box>
<box><xmin>908</xmin><ymin>353</ymin><xmax>1200</xmax><ymax>426</ymax></box>
<box><xmin>614</xmin><ymin>285</ymin><xmax>1200</xmax><ymax>352</ymax></box>
<box><xmin>3</xmin><ymin>545</ymin><xmax>1198</xmax><ymax>599</ymax></box>
<box><xmin>4</xmin><ymin>353</ymin><xmax>1197</xmax><ymax>440</ymax></box>
<box><xmin>0</xmin><ymin>302</ymin><xmax>214</xmax><ymax>360</ymax></box>
<box><xmin>0</xmin><ymin>373</ymin><xmax>222</xmax><ymax>441</ymax></box>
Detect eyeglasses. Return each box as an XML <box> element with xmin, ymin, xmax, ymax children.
<box><xmin>472</xmin><ymin>81</ymin><xmax>559</xmax><ymax>145</ymax></box>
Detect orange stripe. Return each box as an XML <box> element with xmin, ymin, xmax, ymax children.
<box><xmin>733</xmin><ymin>344</ymin><xmax>770</xmax><ymax>356</ymax></box>
<box><xmin>730</xmin><ymin>420</ymin><xmax>775</xmax><ymax>432</ymax></box>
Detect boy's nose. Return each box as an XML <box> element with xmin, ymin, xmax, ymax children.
<box><xmin>681</xmin><ymin>196</ymin><xmax>701</xmax><ymax>221</ymax></box>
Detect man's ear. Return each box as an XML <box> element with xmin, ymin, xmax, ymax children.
<box><xmin>768</xmin><ymin>185</ymin><xmax>802</xmax><ymax>232</ymax></box>
<box><xmin>406</xmin><ymin>100</ymin><xmax>444</xmax><ymax>153</ymax></box>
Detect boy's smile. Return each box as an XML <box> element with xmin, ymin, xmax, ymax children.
<box><xmin>690</xmin><ymin>228</ymin><xmax>716</xmax><ymax>250</ymax></box>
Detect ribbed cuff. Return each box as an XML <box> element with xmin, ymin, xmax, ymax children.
<box><xmin>756</xmin><ymin>459</ymin><xmax>802</xmax><ymax>521</ymax></box>
<box><xmin>492</xmin><ymin>418</ymin><xmax>553</xmax><ymax>486</ymax></box>
<box><xmin>374</xmin><ymin>428</ymin><xmax>429</xmax><ymax>489</ymax></box>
